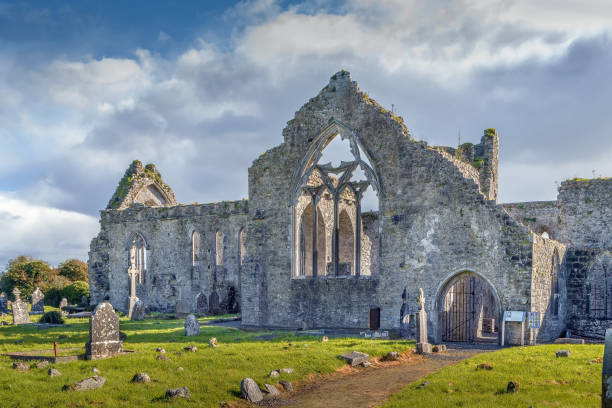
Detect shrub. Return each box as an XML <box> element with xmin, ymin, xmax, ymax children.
<box><xmin>60</xmin><ymin>281</ymin><xmax>89</xmax><ymax>304</ymax></box>
<box><xmin>58</xmin><ymin>259</ymin><xmax>88</xmax><ymax>282</ymax></box>
<box><xmin>44</xmin><ymin>287</ymin><xmax>63</xmax><ymax>307</ymax></box>
<box><xmin>39</xmin><ymin>311</ymin><xmax>64</xmax><ymax>324</ymax></box>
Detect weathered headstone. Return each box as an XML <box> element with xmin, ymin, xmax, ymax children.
<box><xmin>59</xmin><ymin>298</ymin><xmax>68</xmax><ymax>310</ymax></box>
<box><xmin>130</xmin><ymin>300</ymin><xmax>145</xmax><ymax>321</ymax></box>
<box><xmin>0</xmin><ymin>292</ymin><xmax>8</xmax><ymax>315</ymax></box>
<box><xmin>209</xmin><ymin>290</ymin><xmax>220</xmax><ymax>315</ymax></box>
<box><xmin>30</xmin><ymin>287</ymin><xmax>45</xmax><ymax>314</ymax></box>
<box><xmin>196</xmin><ymin>292</ymin><xmax>207</xmax><ymax>314</ymax></box>
<box><xmin>603</xmin><ymin>329</ymin><xmax>612</xmax><ymax>407</ymax></box>
<box><xmin>11</xmin><ymin>288</ymin><xmax>31</xmax><ymax>325</ymax></box>
<box><xmin>85</xmin><ymin>301</ymin><xmax>123</xmax><ymax>360</ymax></box>
<box><xmin>416</xmin><ymin>288</ymin><xmax>432</xmax><ymax>354</ymax></box>
<box><xmin>175</xmin><ymin>299</ymin><xmax>191</xmax><ymax>318</ymax></box>
<box><xmin>80</xmin><ymin>295</ymin><xmax>89</xmax><ymax>307</ymax></box>
<box><xmin>184</xmin><ymin>314</ymin><xmax>200</xmax><ymax>336</ymax></box>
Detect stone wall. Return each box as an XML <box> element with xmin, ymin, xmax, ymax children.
<box><xmin>242</xmin><ymin>71</ymin><xmax>535</xmax><ymax>344</ymax></box>
<box><xmin>89</xmin><ymin>201</ymin><xmax>248</xmax><ymax>314</ymax></box>
<box><xmin>529</xmin><ymin>234</ymin><xmax>567</xmax><ymax>342</ymax></box>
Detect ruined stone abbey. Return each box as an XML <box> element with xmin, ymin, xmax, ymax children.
<box><xmin>88</xmin><ymin>71</ymin><xmax>611</xmax><ymax>345</ymax></box>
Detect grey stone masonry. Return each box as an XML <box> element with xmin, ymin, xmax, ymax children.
<box><xmin>30</xmin><ymin>287</ymin><xmax>44</xmax><ymax>315</ymax></box>
<box><xmin>603</xmin><ymin>328</ymin><xmax>612</xmax><ymax>407</ymax></box>
<box><xmin>0</xmin><ymin>292</ymin><xmax>8</xmax><ymax>315</ymax></box>
<box><xmin>85</xmin><ymin>301</ymin><xmax>123</xmax><ymax>360</ymax></box>
<box><xmin>11</xmin><ymin>288</ymin><xmax>30</xmax><ymax>325</ymax></box>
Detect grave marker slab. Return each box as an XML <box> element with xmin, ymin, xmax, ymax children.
<box><xmin>85</xmin><ymin>302</ymin><xmax>123</xmax><ymax>360</ymax></box>
<box><xmin>30</xmin><ymin>287</ymin><xmax>45</xmax><ymax>315</ymax></box>
<box><xmin>130</xmin><ymin>300</ymin><xmax>145</xmax><ymax>321</ymax></box>
<box><xmin>0</xmin><ymin>292</ymin><xmax>8</xmax><ymax>315</ymax></box>
<box><xmin>11</xmin><ymin>288</ymin><xmax>30</xmax><ymax>325</ymax></box>
<box><xmin>196</xmin><ymin>292</ymin><xmax>207</xmax><ymax>314</ymax></box>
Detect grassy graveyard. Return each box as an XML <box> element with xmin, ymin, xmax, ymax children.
<box><xmin>0</xmin><ymin>309</ymin><xmax>413</xmax><ymax>407</ymax></box>
<box><xmin>381</xmin><ymin>343</ymin><xmax>604</xmax><ymax>408</ymax></box>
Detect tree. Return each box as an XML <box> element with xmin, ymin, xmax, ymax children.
<box><xmin>58</xmin><ymin>259</ymin><xmax>89</xmax><ymax>282</ymax></box>
<box><xmin>0</xmin><ymin>255</ymin><xmax>53</xmax><ymax>300</ymax></box>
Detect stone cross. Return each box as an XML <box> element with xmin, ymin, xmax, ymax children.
<box><xmin>127</xmin><ymin>266</ymin><xmax>139</xmax><ymax>319</ymax></box>
<box><xmin>11</xmin><ymin>288</ymin><xmax>31</xmax><ymax>325</ymax></box>
<box><xmin>415</xmin><ymin>288</ymin><xmax>432</xmax><ymax>354</ymax></box>
<box><xmin>30</xmin><ymin>287</ymin><xmax>45</xmax><ymax>315</ymax></box>
<box><xmin>85</xmin><ymin>301</ymin><xmax>123</xmax><ymax>360</ymax></box>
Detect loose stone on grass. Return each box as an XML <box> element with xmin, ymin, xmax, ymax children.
<box><xmin>433</xmin><ymin>344</ymin><xmax>447</xmax><ymax>352</ymax></box>
<box><xmin>241</xmin><ymin>378</ymin><xmax>263</xmax><ymax>403</ymax></box>
<box><xmin>64</xmin><ymin>376</ymin><xmax>106</xmax><ymax>391</ymax></box>
<box><xmin>92</xmin><ymin>367</ymin><xmax>100</xmax><ymax>373</ymax></box>
<box><xmin>157</xmin><ymin>354</ymin><xmax>169</xmax><ymax>361</ymax></box>
<box><xmin>184</xmin><ymin>345</ymin><xmax>197</xmax><ymax>352</ymax></box>
<box><xmin>48</xmin><ymin>368</ymin><xmax>61</xmax><ymax>377</ymax></box>
<box><xmin>209</xmin><ymin>337</ymin><xmax>219</xmax><ymax>347</ymax></box>
<box><xmin>417</xmin><ymin>381</ymin><xmax>430</xmax><ymax>389</ymax></box>
<box><xmin>382</xmin><ymin>352</ymin><xmax>400</xmax><ymax>361</ymax></box>
<box><xmin>35</xmin><ymin>360</ymin><xmax>50</xmax><ymax>369</ymax></box>
<box><xmin>477</xmin><ymin>363</ymin><xmax>494</xmax><ymax>370</ymax></box>
<box><xmin>131</xmin><ymin>373</ymin><xmax>151</xmax><ymax>384</ymax></box>
<box><xmin>270</xmin><ymin>370</ymin><xmax>280</xmax><ymax>378</ymax></box>
<box><xmin>556</xmin><ymin>350</ymin><xmax>570</xmax><ymax>358</ymax></box>
<box><xmin>12</xmin><ymin>362</ymin><xmax>29</xmax><ymax>371</ymax></box>
<box><xmin>340</xmin><ymin>351</ymin><xmax>369</xmax><ymax>366</ymax></box>
<box><xmin>156</xmin><ymin>347</ymin><xmax>165</xmax><ymax>353</ymax></box>
<box><xmin>264</xmin><ymin>384</ymin><xmax>280</xmax><ymax>396</ymax></box>
<box><xmin>361</xmin><ymin>361</ymin><xmax>372</xmax><ymax>368</ymax></box>
<box><xmin>279</xmin><ymin>368</ymin><xmax>294</xmax><ymax>374</ymax></box>
<box><xmin>279</xmin><ymin>381</ymin><xmax>293</xmax><ymax>392</ymax></box>
<box><xmin>507</xmin><ymin>381</ymin><xmax>519</xmax><ymax>393</ymax></box>
<box><xmin>165</xmin><ymin>387</ymin><xmax>191</xmax><ymax>399</ymax></box>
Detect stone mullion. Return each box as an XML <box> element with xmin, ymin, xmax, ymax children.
<box><xmin>312</xmin><ymin>194</ymin><xmax>319</xmax><ymax>278</ymax></box>
<box><xmin>354</xmin><ymin>190</ymin><xmax>362</xmax><ymax>277</ymax></box>
<box><xmin>333</xmin><ymin>191</ymin><xmax>340</xmax><ymax>276</ymax></box>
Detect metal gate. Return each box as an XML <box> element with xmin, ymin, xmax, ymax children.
<box><xmin>441</xmin><ymin>276</ymin><xmax>477</xmax><ymax>342</ymax></box>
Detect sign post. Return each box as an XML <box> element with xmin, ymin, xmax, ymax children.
<box><xmin>527</xmin><ymin>311</ymin><xmax>541</xmax><ymax>345</ymax></box>
<box><xmin>501</xmin><ymin>311</ymin><xmax>526</xmax><ymax>346</ymax></box>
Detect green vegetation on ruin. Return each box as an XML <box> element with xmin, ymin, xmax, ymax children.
<box><xmin>381</xmin><ymin>344</ymin><xmax>603</xmax><ymax>408</ymax></box>
<box><xmin>0</xmin><ymin>312</ymin><xmax>413</xmax><ymax>407</ymax></box>
<box><xmin>107</xmin><ymin>160</ymin><xmax>173</xmax><ymax>210</ymax></box>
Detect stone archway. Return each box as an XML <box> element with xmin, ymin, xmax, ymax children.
<box><xmin>435</xmin><ymin>271</ymin><xmax>501</xmax><ymax>343</ymax></box>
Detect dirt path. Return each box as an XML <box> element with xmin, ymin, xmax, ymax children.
<box><xmin>248</xmin><ymin>347</ymin><xmax>492</xmax><ymax>408</ymax></box>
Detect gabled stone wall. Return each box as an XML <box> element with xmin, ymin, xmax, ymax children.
<box><xmin>89</xmin><ymin>201</ymin><xmax>248</xmax><ymax>314</ymax></box>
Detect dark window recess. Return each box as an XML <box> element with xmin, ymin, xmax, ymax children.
<box><xmin>369</xmin><ymin>307</ymin><xmax>381</xmax><ymax>330</ymax></box>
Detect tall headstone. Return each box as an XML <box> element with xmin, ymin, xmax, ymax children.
<box><xmin>127</xmin><ymin>245</ymin><xmax>139</xmax><ymax>318</ymax></box>
<box><xmin>59</xmin><ymin>298</ymin><xmax>69</xmax><ymax>315</ymax></box>
<box><xmin>30</xmin><ymin>287</ymin><xmax>45</xmax><ymax>315</ymax></box>
<box><xmin>130</xmin><ymin>300</ymin><xmax>145</xmax><ymax>321</ymax></box>
<box><xmin>11</xmin><ymin>288</ymin><xmax>31</xmax><ymax>325</ymax></box>
<box><xmin>196</xmin><ymin>292</ymin><xmax>207</xmax><ymax>314</ymax></box>
<box><xmin>415</xmin><ymin>288</ymin><xmax>432</xmax><ymax>354</ymax></box>
<box><xmin>0</xmin><ymin>292</ymin><xmax>8</xmax><ymax>315</ymax></box>
<box><xmin>603</xmin><ymin>328</ymin><xmax>612</xmax><ymax>407</ymax></box>
<box><xmin>209</xmin><ymin>290</ymin><xmax>220</xmax><ymax>315</ymax></box>
<box><xmin>85</xmin><ymin>301</ymin><xmax>123</xmax><ymax>360</ymax></box>
<box><xmin>184</xmin><ymin>314</ymin><xmax>200</xmax><ymax>336</ymax></box>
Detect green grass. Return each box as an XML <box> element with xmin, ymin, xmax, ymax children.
<box><xmin>381</xmin><ymin>344</ymin><xmax>603</xmax><ymax>408</ymax></box>
<box><xmin>0</xmin><ymin>311</ymin><xmax>413</xmax><ymax>407</ymax></box>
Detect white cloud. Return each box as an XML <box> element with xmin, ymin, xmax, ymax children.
<box><xmin>0</xmin><ymin>192</ymin><xmax>99</xmax><ymax>267</ymax></box>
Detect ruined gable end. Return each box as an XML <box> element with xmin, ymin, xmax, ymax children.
<box><xmin>106</xmin><ymin>160</ymin><xmax>177</xmax><ymax>210</ymax></box>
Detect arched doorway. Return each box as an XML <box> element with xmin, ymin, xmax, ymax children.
<box><xmin>436</xmin><ymin>271</ymin><xmax>501</xmax><ymax>343</ymax></box>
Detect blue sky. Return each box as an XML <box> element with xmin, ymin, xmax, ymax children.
<box><xmin>1</xmin><ymin>0</ymin><xmax>612</xmax><ymax>267</ymax></box>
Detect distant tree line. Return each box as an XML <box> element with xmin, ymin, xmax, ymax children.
<box><xmin>0</xmin><ymin>255</ymin><xmax>89</xmax><ymax>306</ymax></box>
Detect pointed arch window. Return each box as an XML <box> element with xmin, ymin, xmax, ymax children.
<box><xmin>192</xmin><ymin>231</ymin><xmax>200</xmax><ymax>267</ymax></box>
<box><xmin>291</xmin><ymin>122</ymin><xmax>381</xmax><ymax>278</ymax></box>
<box><xmin>588</xmin><ymin>253</ymin><xmax>612</xmax><ymax>319</ymax></box>
<box><xmin>216</xmin><ymin>230</ymin><xmax>224</xmax><ymax>266</ymax></box>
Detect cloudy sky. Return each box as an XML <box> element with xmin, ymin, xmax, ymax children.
<box><xmin>0</xmin><ymin>0</ymin><xmax>611</xmax><ymax>267</ymax></box>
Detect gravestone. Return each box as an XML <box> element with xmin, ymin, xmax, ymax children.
<box><xmin>81</xmin><ymin>295</ymin><xmax>89</xmax><ymax>307</ymax></box>
<box><xmin>184</xmin><ymin>314</ymin><xmax>200</xmax><ymax>336</ymax></box>
<box><xmin>603</xmin><ymin>328</ymin><xmax>612</xmax><ymax>407</ymax></box>
<box><xmin>0</xmin><ymin>292</ymin><xmax>8</xmax><ymax>315</ymax></box>
<box><xmin>175</xmin><ymin>299</ymin><xmax>191</xmax><ymax>318</ymax></box>
<box><xmin>85</xmin><ymin>301</ymin><xmax>123</xmax><ymax>360</ymax></box>
<box><xmin>130</xmin><ymin>300</ymin><xmax>145</xmax><ymax>321</ymax></box>
<box><xmin>196</xmin><ymin>293</ymin><xmax>207</xmax><ymax>314</ymax></box>
<box><xmin>209</xmin><ymin>291</ymin><xmax>220</xmax><ymax>315</ymax></box>
<box><xmin>59</xmin><ymin>298</ymin><xmax>69</xmax><ymax>315</ymax></box>
<box><xmin>11</xmin><ymin>288</ymin><xmax>31</xmax><ymax>325</ymax></box>
<box><xmin>415</xmin><ymin>288</ymin><xmax>432</xmax><ymax>354</ymax></box>
<box><xmin>30</xmin><ymin>287</ymin><xmax>45</xmax><ymax>315</ymax></box>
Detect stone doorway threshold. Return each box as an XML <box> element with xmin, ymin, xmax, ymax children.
<box><xmin>231</xmin><ymin>347</ymin><xmax>495</xmax><ymax>408</ymax></box>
